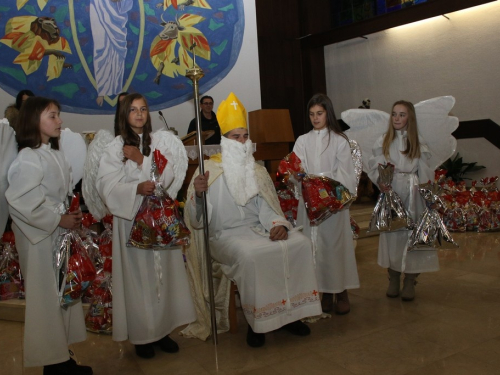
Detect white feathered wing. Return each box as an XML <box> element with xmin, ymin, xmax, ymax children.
<box><xmin>342</xmin><ymin>96</ymin><xmax>459</xmax><ymax>172</ymax></box>
<box><xmin>83</xmin><ymin>130</ymin><xmax>115</xmax><ymax>220</ymax></box>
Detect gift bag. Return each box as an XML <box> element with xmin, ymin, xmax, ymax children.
<box><xmin>54</xmin><ymin>193</ymin><xmax>96</xmax><ymax>309</ymax></box>
<box><xmin>302</xmin><ymin>174</ymin><xmax>354</xmax><ymax>226</ymax></box>
<box><xmin>408</xmin><ymin>182</ymin><xmax>458</xmax><ymax>251</ymax></box>
<box><xmin>368</xmin><ymin>163</ymin><xmax>413</xmax><ymax>233</ymax></box>
<box><xmin>85</xmin><ymin>273</ymin><xmax>112</xmax><ymax>334</ymax></box>
<box><xmin>128</xmin><ymin>149</ymin><xmax>190</xmax><ymax>249</ymax></box>
<box><xmin>0</xmin><ymin>231</ymin><xmax>24</xmax><ymax>300</ymax></box>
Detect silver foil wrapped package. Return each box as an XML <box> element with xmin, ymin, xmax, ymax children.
<box><xmin>367</xmin><ymin>163</ymin><xmax>413</xmax><ymax>233</ymax></box>
<box><xmin>408</xmin><ymin>182</ymin><xmax>459</xmax><ymax>251</ymax></box>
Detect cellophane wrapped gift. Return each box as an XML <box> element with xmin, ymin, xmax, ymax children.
<box><xmin>85</xmin><ymin>214</ymin><xmax>113</xmax><ymax>333</ymax></box>
<box><xmin>128</xmin><ymin>150</ymin><xmax>190</xmax><ymax>249</ymax></box>
<box><xmin>278</xmin><ymin>152</ymin><xmax>354</xmax><ymax>226</ymax></box>
<box><xmin>368</xmin><ymin>163</ymin><xmax>413</xmax><ymax>232</ymax></box>
<box><xmin>0</xmin><ymin>231</ymin><xmax>24</xmax><ymax>300</ymax></box>
<box><xmin>54</xmin><ymin>193</ymin><xmax>97</xmax><ymax>309</ymax></box>
<box><xmin>276</xmin><ymin>152</ymin><xmax>303</xmax><ymax>226</ymax></box>
<box><xmin>85</xmin><ymin>273</ymin><xmax>112</xmax><ymax>334</ymax></box>
<box><xmin>408</xmin><ymin>182</ymin><xmax>458</xmax><ymax>251</ymax></box>
<box><xmin>302</xmin><ymin>174</ymin><xmax>354</xmax><ymax>226</ymax></box>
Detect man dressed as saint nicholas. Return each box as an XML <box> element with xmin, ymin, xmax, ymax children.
<box><xmin>182</xmin><ymin>92</ymin><xmax>322</xmax><ymax>347</ymax></box>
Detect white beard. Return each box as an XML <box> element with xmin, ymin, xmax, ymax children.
<box><xmin>220</xmin><ymin>136</ymin><xmax>259</xmax><ymax>206</ymax></box>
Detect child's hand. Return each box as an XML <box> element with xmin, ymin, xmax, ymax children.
<box><xmin>123</xmin><ymin>145</ymin><xmax>144</xmax><ymax>165</ymax></box>
<box><xmin>194</xmin><ymin>171</ymin><xmax>210</xmax><ymax>198</ymax></box>
<box><xmin>269</xmin><ymin>226</ymin><xmax>288</xmax><ymax>241</ymax></box>
<box><xmin>137</xmin><ymin>181</ymin><xmax>155</xmax><ymax>196</ymax></box>
<box><xmin>59</xmin><ymin>210</ymin><xmax>83</xmax><ymax>230</ymax></box>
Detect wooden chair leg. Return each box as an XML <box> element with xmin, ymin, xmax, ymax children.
<box><xmin>228</xmin><ymin>281</ymin><xmax>238</xmax><ymax>334</ymax></box>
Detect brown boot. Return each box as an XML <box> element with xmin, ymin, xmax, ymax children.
<box><xmin>386</xmin><ymin>268</ymin><xmax>401</xmax><ymax>298</ymax></box>
<box><xmin>321</xmin><ymin>292</ymin><xmax>334</xmax><ymax>313</ymax></box>
<box><xmin>401</xmin><ymin>273</ymin><xmax>419</xmax><ymax>301</ymax></box>
<box><xmin>334</xmin><ymin>290</ymin><xmax>350</xmax><ymax>315</ymax></box>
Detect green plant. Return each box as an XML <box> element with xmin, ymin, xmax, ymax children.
<box><xmin>440</xmin><ymin>153</ymin><xmax>486</xmax><ymax>182</ymax></box>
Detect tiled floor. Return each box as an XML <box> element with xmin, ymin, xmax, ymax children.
<box><xmin>2</xmin><ymin>231</ymin><xmax>500</xmax><ymax>374</ymax></box>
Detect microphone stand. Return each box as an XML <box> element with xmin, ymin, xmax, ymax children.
<box><xmin>158</xmin><ymin>111</ymin><xmax>170</xmax><ymax>130</ymax></box>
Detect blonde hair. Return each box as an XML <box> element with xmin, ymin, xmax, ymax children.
<box><xmin>382</xmin><ymin>100</ymin><xmax>420</xmax><ymax>160</ymax></box>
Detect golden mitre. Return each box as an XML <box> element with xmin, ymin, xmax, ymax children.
<box><xmin>216</xmin><ymin>92</ymin><xmax>247</xmax><ymax>135</ymax></box>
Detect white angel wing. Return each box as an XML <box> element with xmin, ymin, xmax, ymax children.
<box><xmin>60</xmin><ymin>128</ymin><xmax>87</xmax><ymax>188</ymax></box>
<box><xmin>342</xmin><ymin>109</ymin><xmax>389</xmax><ymax>172</ymax></box>
<box><xmin>152</xmin><ymin>129</ymin><xmax>188</xmax><ymax>198</ymax></box>
<box><xmin>82</xmin><ymin>130</ymin><xmax>115</xmax><ymax>220</ymax></box>
<box><xmin>0</xmin><ymin>119</ymin><xmax>17</xmax><ymax>234</ymax></box>
<box><xmin>342</xmin><ymin>96</ymin><xmax>458</xmax><ymax>172</ymax></box>
<box><xmin>414</xmin><ymin>96</ymin><xmax>458</xmax><ymax>170</ymax></box>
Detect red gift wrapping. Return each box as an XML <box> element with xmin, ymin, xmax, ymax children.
<box><xmin>85</xmin><ymin>274</ymin><xmax>112</xmax><ymax>334</ymax></box>
<box><xmin>154</xmin><ymin>149</ymin><xmax>168</xmax><ymax>175</ymax></box>
<box><xmin>0</xmin><ymin>232</ymin><xmax>24</xmax><ymax>300</ymax></box>
<box><xmin>301</xmin><ymin>174</ymin><xmax>354</xmax><ymax>226</ymax></box>
<box><xmin>57</xmin><ymin>232</ymin><xmax>97</xmax><ymax>308</ymax></box>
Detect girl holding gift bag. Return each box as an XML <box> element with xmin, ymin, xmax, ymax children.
<box><xmin>96</xmin><ymin>93</ymin><xmax>195</xmax><ymax>359</ymax></box>
<box><xmin>367</xmin><ymin>100</ymin><xmax>437</xmax><ymax>301</ymax></box>
<box><xmin>5</xmin><ymin>97</ymin><xmax>92</xmax><ymax>374</ymax></box>
<box><xmin>293</xmin><ymin>93</ymin><xmax>359</xmax><ymax>315</ymax></box>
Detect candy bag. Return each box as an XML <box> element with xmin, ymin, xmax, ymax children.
<box><xmin>128</xmin><ymin>149</ymin><xmax>190</xmax><ymax>249</ymax></box>
<box><xmin>85</xmin><ymin>273</ymin><xmax>112</xmax><ymax>334</ymax></box>
<box><xmin>54</xmin><ymin>194</ymin><xmax>96</xmax><ymax>308</ymax></box>
<box><xmin>302</xmin><ymin>174</ymin><xmax>354</xmax><ymax>226</ymax></box>
<box><xmin>368</xmin><ymin>163</ymin><xmax>413</xmax><ymax>232</ymax></box>
<box><xmin>0</xmin><ymin>231</ymin><xmax>24</xmax><ymax>300</ymax></box>
<box><xmin>408</xmin><ymin>182</ymin><xmax>458</xmax><ymax>250</ymax></box>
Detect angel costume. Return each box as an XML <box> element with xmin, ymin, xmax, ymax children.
<box><xmin>6</xmin><ymin>144</ymin><xmax>87</xmax><ymax>367</ymax></box>
<box><xmin>293</xmin><ymin>129</ymin><xmax>360</xmax><ymax>293</ymax></box>
<box><xmin>367</xmin><ymin>132</ymin><xmax>438</xmax><ymax>273</ymax></box>
<box><xmin>96</xmin><ymin>131</ymin><xmax>195</xmax><ymax>344</ymax></box>
<box><xmin>182</xmin><ymin>137</ymin><xmax>321</xmax><ymax>338</ymax></box>
<box><xmin>343</xmin><ymin>96</ymin><xmax>459</xmax><ymax>273</ymax></box>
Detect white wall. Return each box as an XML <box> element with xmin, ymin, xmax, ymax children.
<box><xmin>0</xmin><ymin>0</ymin><xmax>261</xmax><ymax>136</ymax></box>
<box><xmin>325</xmin><ymin>1</ymin><xmax>500</xmax><ymax>181</ymax></box>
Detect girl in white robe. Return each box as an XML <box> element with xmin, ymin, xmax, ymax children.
<box><xmin>293</xmin><ymin>93</ymin><xmax>360</xmax><ymax>315</ymax></box>
<box><xmin>96</xmin><ymin>93</ymin><xmax>195</xmax><ymax>359</ymax></box>
<box><xmin>6</xmin><ymin>97</ymin><xmax>91</xmax><ymax>374</ymax></box>
<box><xmin>367</xmin><ymin>100</ymin><xmax>437</xmax><ymax>301</ymax></box>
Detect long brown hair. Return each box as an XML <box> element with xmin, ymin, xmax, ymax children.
<box><xmin>16</xmin><ymin>97</ymin><xmax>60</xmax><ymax>151</ymax></box>
<box><xmin>382</xmin><ymin>100</ymin><xmax>421</xmax><ymax>160</ymax></box>
<box><xmin>307</xmin><ymin>93</ymin><xmax>348</xmax><ymax>152</ymax></box>
<box><xmin>118</xmin><ymin>93</ymin><xmax>152</xmax><ymax>159</ymax></box>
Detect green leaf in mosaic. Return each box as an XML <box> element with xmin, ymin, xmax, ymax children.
<box><xmin>51</xmin><ymin>83</ymin><xmax>80</xmax><ymax>99</ymax></box>
<box><xmin>0</xmin><ymin>66</ymin><xmax>27</xmax><ymax>84</ymax></box>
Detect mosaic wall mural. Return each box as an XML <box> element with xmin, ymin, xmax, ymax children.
<box><xmin>0</xmin><ymin>0</ymin><xmax>244</xmax><ymax>114</ymax></box>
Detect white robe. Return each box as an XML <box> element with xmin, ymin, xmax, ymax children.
<box><xmin>96</xmin><ymin>134</ymin><xmax>195</xmax><ymax>344</ymax></box>
<box><xmin>293</xmin><ymin>128</ymin><xmax>360</xmax><ymax>293</ymax></box>
<box><xmin>6</xmin><ymin>144</ymin><xmax>87</xmax><ymax>367</ymax></box>
<box><xmin>188</xmin><ymin>161</ymin><xmax>321</xmax><ymax>334</ymax></box>
<box><xmin>367</xmin><ymin>132</ymin><xmax>439</xmax><ymax>273</ymax></box>
<box><xmin>1</xmin><ymin>120</ymin><xmax>17</xmax><ymax>234</ymax></box>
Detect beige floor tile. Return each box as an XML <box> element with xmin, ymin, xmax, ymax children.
<box><xmin>318</xmin><ymin>339</ymin><xmax>420</xmax><ymax>375</ymax></box>
<box><xmin>459</xmin><ymin>337</ymin><xmax>500</xmax><ymax>367</ymax></box>
<box><xmin>403</xmin><ymin>352</ymin><xmax>500</xmax><ymax>375</ymax></box>
<box><xmin>270</xmin><ymin>352</ymin><xmax>355</xmax><ymax>375</ymax></box>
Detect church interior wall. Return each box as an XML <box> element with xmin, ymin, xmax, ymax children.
<box><xmin>324</xmin><ymin>1</ymin><xmax>500</xmax><ymax>180</ymax></box>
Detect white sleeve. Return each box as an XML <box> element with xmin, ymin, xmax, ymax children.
<box><xmin>6</xmin><ymin>150</ymin><xmax>61</xmax><ymax>244</ymax></box>
<box><xmin>96</xmin><ymin>141</ymin><xmax>142</xmax><ymax>221</ymax></box>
